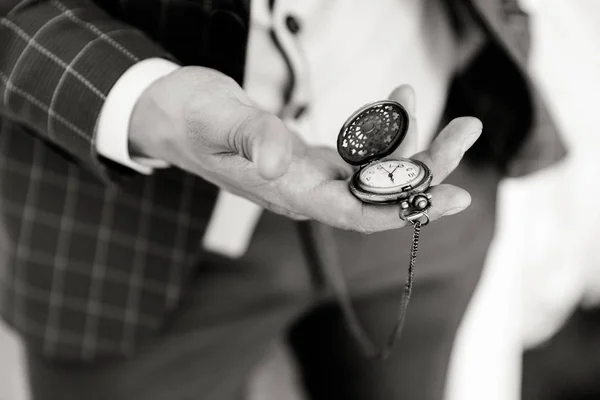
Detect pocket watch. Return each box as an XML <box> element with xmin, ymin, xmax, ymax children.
<box><xmin>337</xmin><ymin>100</ymin><xmax>433</xmax><ymax>223</ymax></box>
<box><xmin>327</xmin><ymin>100</ymin><xmax>434</xmax><ymax>360</ymax></box>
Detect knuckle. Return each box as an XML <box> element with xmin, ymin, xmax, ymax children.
<box><xmin>181</xmin><ymin>75</ymin><xmax>248</xmax><ymax>151</ymax></box>
<box><xmin>230</xmin><ymin>111</ymin><xmax>281</xmax><ymax>161</ymax></box>
<box><xmin>228</xmin><ymin>113</ymin><xmax>257</xmax><ymax>159</ymax></box>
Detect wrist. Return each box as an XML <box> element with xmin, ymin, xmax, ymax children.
<box><xmin>128</xmin><ymin>71</ymin><xmax>176</xmax><ymax>163</ymax></box>
<box><xmin>129</xmin><ymin>87</ymin><xmax>159</xmax><ymax>158</ymax></box>
<box><xmin>95</xmin><ymin>58</ymin><xmax>179</xmax><ymax>173</ymax></box>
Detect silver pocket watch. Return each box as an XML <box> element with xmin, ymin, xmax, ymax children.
<box><xmin>337</xmin><ymin>100</ymin><xmax>433</xmax><ymax>224</ymax></box>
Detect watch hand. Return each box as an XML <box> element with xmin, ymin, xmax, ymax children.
<box><xmin>380</xmin><ymin>166</ymin><xmax>392</xmax><ymax>174</ymax></box>
<box><xmin>386</xmin><ymin>165</ymin><xmax>399</xmax><ymax>183</ymax></box>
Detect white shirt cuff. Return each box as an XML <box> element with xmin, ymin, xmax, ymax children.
<box><xmin>95</xmin><ymin>58</ymin><xmax>180</xmax><ymax>174</ymax></box>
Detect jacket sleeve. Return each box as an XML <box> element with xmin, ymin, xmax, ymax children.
<box><xmin>0</xmin><ymin>0</ymin><xmax>172</xmax><ymax>182</ymax></box>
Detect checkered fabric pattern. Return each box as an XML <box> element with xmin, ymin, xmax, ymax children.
<box><xmin>0</xmin><ymin>0</ymin><xmax>247</xmax><ymax>361</ymax></box>
<box><xmin>0</xmin><ymin>0</ymin><xmax>566</xmax><ymax>362</ymax></box>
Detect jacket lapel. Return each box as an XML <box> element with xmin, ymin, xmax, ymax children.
<box><xmin>462</xmin><ymin>0</ymin><xmax>529</xmax><ymax>66</ymax></box>
<box><xmin>460</xmin><ymin>0</ymin><xmax>568</xmax><ymax>177</ymax></box>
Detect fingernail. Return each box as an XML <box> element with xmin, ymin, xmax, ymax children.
<box><xmin>462</xmin><ymin>129</ymin><xmax>482</xmax><ymax>153</ymax></box>
<box><xmin>441</xmin><ymin>205</ymin><xmax>469</xmax><ymax>217</ymax></box>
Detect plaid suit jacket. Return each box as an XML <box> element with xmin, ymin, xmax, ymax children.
<box><xmin>0</xmin><ymin>0</ymin><xmax>566</xmax><ymax>361</ymax></box>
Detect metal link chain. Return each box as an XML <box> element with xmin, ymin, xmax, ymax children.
<box><xmin>322</xmin><ymin>220</ymin><xmax>423</xmax><ymax>360</ymax></box>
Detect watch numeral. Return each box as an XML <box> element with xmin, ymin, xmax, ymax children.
<box><xmin>408</xmin><ymin>172</ymin><xmax>416</xmax><ymax>178</ymax></box>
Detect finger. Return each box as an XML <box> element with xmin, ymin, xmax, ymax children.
<box><xmin>420</xmin><ymin>184</ymin><xmax>471</xmax><ymax>220</ymax></box>
<box><xmin>412</xmin><ymin>117</ymin><xmax>482</xmax><ymax>185</ymax></box>
<box><xmin>231</xmin><ymin>110</ymin><xmax>295</xmax><ymax>180</ymax></box>
<box><xmin>298</xmin><ymin>179</ymin><xmax>471</xmax><ymax>234</ymax></box>
<box><xmin>205</xmin><ymin>169</ymin><xmax>311</xmax><ymax>221</ymax></box>
<box><xmin>390</xmin><ymin>84</ymin><xmax>416</xmax><ymax>114</ymax></box>
<box><xmin>388</xmin><ymin>85</ymin><xmax>418</xmax><ymax>158</ymax></box>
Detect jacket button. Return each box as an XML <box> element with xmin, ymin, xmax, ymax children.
<box><xmin>285</xmin><ymin>15</ymin><xmax>301</xmax><ymax>34</ymax></box>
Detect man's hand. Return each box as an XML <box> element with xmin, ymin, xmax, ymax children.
<box><xmin>129</xmin><ymin>67</ymin><xmax>481</xmax><ymax>233</ymax></box>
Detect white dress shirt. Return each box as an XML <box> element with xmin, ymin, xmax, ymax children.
<box><xmin>96</xmin><ymin>0</ymin><xmax>459</xmax><ymax>257</ymax></box>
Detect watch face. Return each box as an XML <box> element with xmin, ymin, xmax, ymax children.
<box><xmin>358</xmin><ymin>159</ymin><xmax>424</xmax><ymax>194</ymax></box>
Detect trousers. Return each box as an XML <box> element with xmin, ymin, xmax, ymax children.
<box><xmin>25</xmin><ymin>161</ymin><xmax>500</xmax><ymax>400</ymax></box>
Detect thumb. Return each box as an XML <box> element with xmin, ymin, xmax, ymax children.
<box><xmin>231</xmin><ymin>110</ymin><xmax>294</xmax><ymax>180</ymax></box>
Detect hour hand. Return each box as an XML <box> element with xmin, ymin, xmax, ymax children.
<box><xmin>388</xmin><ymin>173</ymin><xmax>394</xmax><ymax>183</ymax></box>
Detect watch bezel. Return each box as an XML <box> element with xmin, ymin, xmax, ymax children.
<box><xmin>350</xmin><ymin>159</ymin><xmax>433</xmax><ymax>204</ymax></box>
<box><xmin>358</xmin><ymin>159</ymin><xmax>426</xmax><ymax>194</ymax></box>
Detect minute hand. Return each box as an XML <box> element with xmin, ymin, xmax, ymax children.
<box><xmin>387</xmin><ymin>165</ymin><xmax>400</xmax><ymax>183</ymax></box>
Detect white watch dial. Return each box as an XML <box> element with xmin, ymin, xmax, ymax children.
<box><xmin>358</xmin><ymin>159</ymin><xmax>423</xmax><ymax>194</ymax></box>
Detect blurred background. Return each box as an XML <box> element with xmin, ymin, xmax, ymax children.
<box><xmin>2</xmin><ymin>1</ymin><xmax>600</xmax><ymax>399</ymax></box>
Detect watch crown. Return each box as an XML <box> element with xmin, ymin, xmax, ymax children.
<box><xmin>412</xmin><ymin>194</ymin><xmax>430</xmax><ymax>210</ymax></box>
